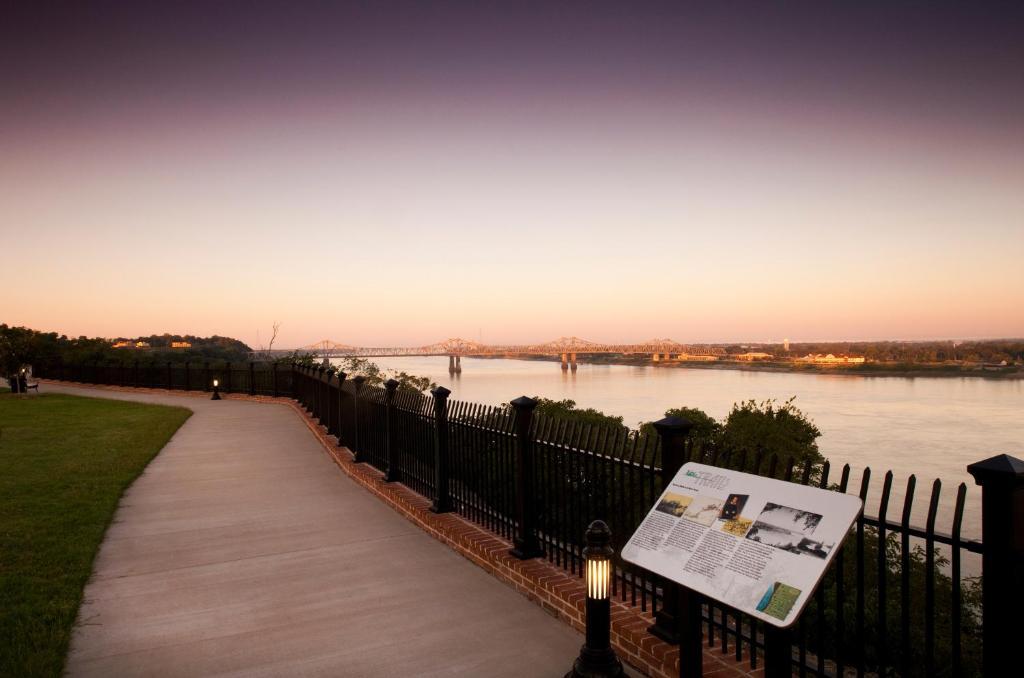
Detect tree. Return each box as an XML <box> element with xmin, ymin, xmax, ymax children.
<box><xmin>252</xmin><ymin>321</ymin><xmax>282</xmax><ymax>361</ymax></box>
<box><xmin>533</xmin><ymin>398</ymin><xmax>625</xmax><ymax>429</ymax></box>
<box><xmin>333</xmin><ymin>356</ymin><xmax>435</xmax><ymax>392</ymax></box>
<box><xmin>640</xmin><ymin>406</ymin><xmax>721</xmax><ymax>445</ymax></box>
<box><xmin>0</xmin><ymin>325</ymin><xmax>35</xmax><ymax>377</ymax></box>
<box><xmin>718</xmin><ymin>397</ymin><xmax>823</xmax><ymax>474</ymax></box>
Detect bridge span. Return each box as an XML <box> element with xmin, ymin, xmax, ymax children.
<box><xmin>256</xmin><ymin>337</ymin><xmax>725</xmax><ymax>372</ymax></box>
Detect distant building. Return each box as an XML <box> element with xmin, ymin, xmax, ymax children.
<box><xmin>783</xmin><ymin>338</ymin><xmax>790</xmax><ymax>352</ymax></box>
<box><xmin>134</xmin><ymin>341</ymin><xmax>151</xmax><ymax>348</ymax></box>
<box><xmin>676</xmin><ymin>353</ymin><xmax>719</xmax><ymax>362</ymax></box>
<box><xmin>111</xmin><ymin>340</ymin><xmax>130</xmax><ymax>349</ymax></box>
<box><xmin>171</xmin><ymin>341</ymin><xmax>192</xmax><ymax>349</ymax></box>
<box><xmin>677</xmin><ymin>346</ymin><xmax>725</xmax><ymax>361</ymax></box>
<box><xmin>796</xmin><ymin>353</ymin><xmax>865</xmax><ymax>365</ymax></box>
<box><xmin>733</xmin><ymin>352</ymin><xmax>774</xmax><ymax>361</ymax></box>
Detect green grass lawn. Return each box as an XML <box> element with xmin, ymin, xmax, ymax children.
<box><xmin>0</xmin><ymin>393</ymin><xmax>191</xmax><ymax>677</ymax></box>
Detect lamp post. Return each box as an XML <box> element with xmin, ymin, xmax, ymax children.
<box><xmin>567</xmin><ymin>520</ymin><xmax>624</xmax><ymax>678</ymax></box>
<box><xmin>211</xmin><ymin>378</ymin><xmax>221</xmax><ymax>401</ymax></box>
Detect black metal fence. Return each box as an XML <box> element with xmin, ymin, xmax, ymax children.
<box><xmin>36</xmin><ymin>359</ymin><xmax>295</xmax><ymax>398</ymax></box>
<box><xmin>285</xmin><ymin>365</ymin><xmax>1005</xmax><ymax>678</ymax></box>
<box><xmin>39</xmin><ymin>361</ymin><xmax>1022</xmax><ymax>677</ymax></box>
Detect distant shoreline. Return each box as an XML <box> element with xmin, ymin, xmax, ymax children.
<box><xmin>481</xmin><ymin>355</ymin><xmax>1024</xmax><ymax>379</ymax></box>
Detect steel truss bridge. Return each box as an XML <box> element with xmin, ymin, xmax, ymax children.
<box><xmin>255</xmin><ymin>337</ymin><xmax>725</xmax><ymax>368</ymax></box>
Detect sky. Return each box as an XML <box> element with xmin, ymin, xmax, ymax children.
<box><xmin>2</xmin><ymin>2</ymin><xmax>1022</xmax><ymax>348</ymax></box>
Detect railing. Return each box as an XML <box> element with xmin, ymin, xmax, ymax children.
<box><xmin>37</xmin><ymin>358</ymin><xmax>295</xmax><ymax>398</ymax></box>
<box><xmin>39</xmin><ymin>360</ymin><xmax>1022</xmax><ymax>677</ymax></box>
<box><xmin>286</xmin><ymin>365</ymin><xmax>1003</xmax><ymax>678</ymax></box>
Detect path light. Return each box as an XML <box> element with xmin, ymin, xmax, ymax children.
<box><xmin>211</xmin><ymin>378</ymin><xmax>221</xmax><ymax>401</ymax></box>
<box><xmin>567</xmin><ymin>520</ymin><xmax>624</xmax><ymax>678</ymax></box>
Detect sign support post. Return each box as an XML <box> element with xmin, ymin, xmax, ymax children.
<box><xmin>677</xmin><ymin>586</ymin><xmax>703</xmax><ymax>677</ymax></box>
<box><xmin>648</xmin><ymin>416</ymin><xmax>694</xmax><ymax>644</ymax></box>
<box><xmin>763</xmin><ymin>624</ymin><xmax>792</xmax><ymax>678</ymax></box>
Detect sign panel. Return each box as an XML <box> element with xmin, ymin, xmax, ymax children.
<box><xmin>622</xmin><ymin>462</ymin><xmax>862</xmax><ymax>627</ymax></box>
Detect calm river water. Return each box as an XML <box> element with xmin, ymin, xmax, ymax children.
<box><xmin>337</xmin><ymin>356</ymin><xmax>1024</xmax><ymax>543</ymax></box>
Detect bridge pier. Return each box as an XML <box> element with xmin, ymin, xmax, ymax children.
<box><xmin>570</xmin><ymin>352</ymin><xmax>578</xmax><ymax>371</ymax></box>
<box><xmin>456</xmin><ymin>355</ymin><xmax>462</xmax><ymax>373</ymax></box>
<box><xmin>652</xmin><ymin>353</ymin><xmax>660</xmax><ymax>362</ymax></box>
<box><xmin>560</xmin><ymin>353</ymin><xmax>569</xmax><ymax>371</ymax></box>
<box><xmin>449</xmin><ymin>355</ymin><xmax>456</xmax><ymax>373</ymax></box>
<box><xmin>449</xmin><ymin>355</ymin><xmax>462</xmax><ymax>374</ymax></box>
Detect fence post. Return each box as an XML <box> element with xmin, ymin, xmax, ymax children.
<box><xmin>335</xmin><ymin>371</ymin><xmax>347</xmax><ymax>446</ymax></box>
<box><xmin>314</xmin><ymin>366</ymin><xmax>324</xmax><ymax>418</ymax></box>
<box><xmin>272</xmin><ymin>362</ymin><xmax>279</xmax><ymax>398</ymax></box>
<box><xmin>249</xmin><ymin>361</ymin><xmax>256</xmax><ymax>396</ymax></box>
<box><xmin>321</xmin><ymin>367</ymin><xmax>330</xmax><ymax>423</ymax></box>
<box><xmin>648</xmin><ymin>415</ymin><xmax>694</xmax><ymax>645</ymax></box>
<box><xmin>325</xmin><ymin>368</ymin><xmax>337</xmax><ymax>433</ymax></box>
<box><xmin>510</xmin><ymin>395</ymin><xmax>543</xmax><ymax>559</ymax></box>
<box><xmin>308</xmin><ymin>366</ymin><xmax>315</xmax><ymax>410</ymax></box>
<box><xmin>430</xmin><ymin>386</ymin><xmax>452</xmax><ymax>513</ymax></box>
<box><xmin>300</xmin><ymin>363</ymin><xmax>306</xmax><ymax>403</ymax></box>
<box><xmin>967</xmin><ymin>454</ymin><xmax>1024</xmax><ymax>677</ymax></box>
<box><xmin>384</xmin><ymin>379</ymin><xmax>400</xmax><ymax>482</ymax></box>
<box><xmin>351</xmin><ymin>376</ymin><xmax>366</xmax><ymax>463</ymax></box>
<box><xmin>311</xmin><ymin>366</ymin><xmax>319</xmax><ymax>414</ymax></box>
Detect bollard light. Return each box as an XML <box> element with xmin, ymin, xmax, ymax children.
<box><xmin>211</xmin><ymin>378</ymin><xmax>221</xmax><ymax>400</ymax></box>
<box><xmin>567</xmin><ymin>520</ymin><xmax>624</xmax><ymax>678</ymax></box>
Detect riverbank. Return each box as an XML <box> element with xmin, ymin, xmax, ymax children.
<box><xmin>493</xmin><ymin>354</ymin><xmax>1024</xmax><ymax>379</ymax></box>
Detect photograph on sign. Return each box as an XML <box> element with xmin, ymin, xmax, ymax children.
<box><xmin>622</xmin><ymin>462</ymin><xmax>863</xmax><ymax>627</ymax></box>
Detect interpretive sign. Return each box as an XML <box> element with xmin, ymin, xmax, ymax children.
<box><xmin>622</xmin><ymin>462</ymin><xmax>862</xmax><ymax>627</ymax></box>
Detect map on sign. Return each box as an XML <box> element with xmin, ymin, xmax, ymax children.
<box><xmin>622</xmin><ymin>462</ymin><xmax>863</xmax><ymax>627</ymax></box>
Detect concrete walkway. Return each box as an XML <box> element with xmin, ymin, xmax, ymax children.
<box><xmin>54</xmin><ymin>384</ymin><xmax>584</xmax><ymax>677</ymax></box>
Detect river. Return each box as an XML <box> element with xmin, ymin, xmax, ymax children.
<box><xmin>333</xmin><ymin>355</ymin><xmax>1024</xmax><ymax>544</ymax></box>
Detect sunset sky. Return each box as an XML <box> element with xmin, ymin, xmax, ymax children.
<box><xmin>2</xmin><ymin>2</ymin><xmax>1022</xmax><ymax>348</ymax></box>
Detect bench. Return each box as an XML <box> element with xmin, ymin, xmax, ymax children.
<box><xmin>14</xmin><ymin>375</ymin><xmax>39</xmax><ymax>393</ymax></box>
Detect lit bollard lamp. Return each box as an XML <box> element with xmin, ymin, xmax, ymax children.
<box><xmin>567</xmin><ymin>520</ymin><xmax>625</xmax><ymax>678</ymax></box>
<box><xmin>211</xmin><ymin>378</ymin><xmax>221</xmax><ymax>401</ymax></box>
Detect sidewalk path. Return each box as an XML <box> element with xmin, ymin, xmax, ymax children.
<box><xmin>55</xmin><ymin>384</ymin><xmax>584</xmax><ymax>677</ymax></box>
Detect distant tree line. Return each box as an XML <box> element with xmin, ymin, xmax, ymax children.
<box><xmin>750</xmin><ymin>339</ymin><xmax>1024</xmax><ymax>364</ymax></box>
<box><xmin>1</xmin><ymin>325</ymin><xmax>252</xmax><ymax>377</ymax></box>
